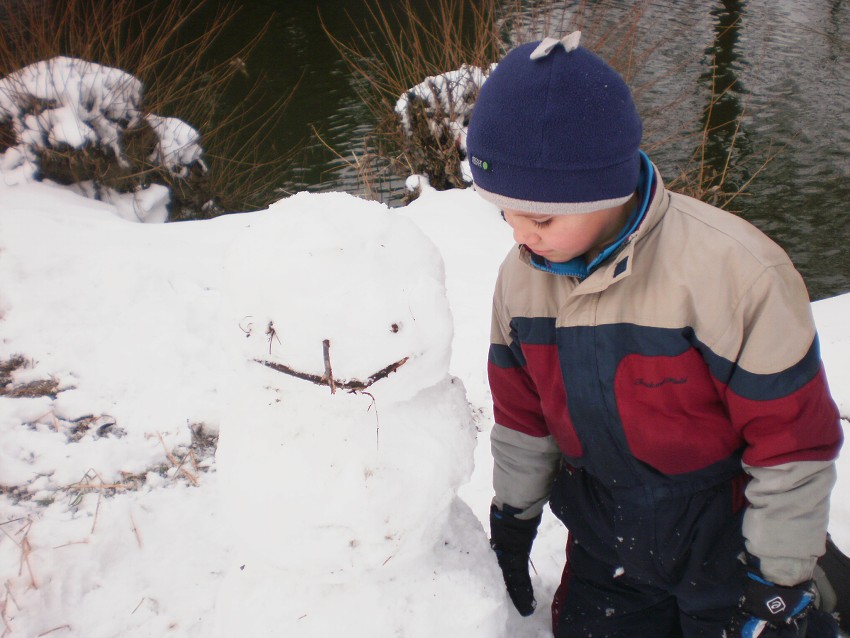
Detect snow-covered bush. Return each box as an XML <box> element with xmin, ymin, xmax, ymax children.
<box><xmin>0</xmin><ymin>57</ymin><xmax>208</xmax><ymax>223</ymax></box>
<box><xmin>395</xmin><ymin>64</ymin><xmax>492</xmax><ymax>190</ymax></box>
<box><xmin>323</xmin><ymin>0</ymin><xmax>506</xmax><ymax>199</ymax></box>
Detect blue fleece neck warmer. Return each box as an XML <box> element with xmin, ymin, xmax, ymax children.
<box><xmin>528</xmin><ymin>150</ymin><xmax>653</xmax><ymax>279</ymax></box>
<box><xmin>467</xmin><ymin>32</ymin><xmax>643</xmax><ymax>215</ymax></box>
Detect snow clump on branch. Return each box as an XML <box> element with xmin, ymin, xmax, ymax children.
<box><xmin>395</xmin><ymin>64</ymin><xmax>494</xmax><ymax>186</ymax></box>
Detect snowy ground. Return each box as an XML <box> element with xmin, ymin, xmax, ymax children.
<box><xmin>0</xmin><ymin>178</ymin><xmax>847</xmax><ymax>637</ymax></box>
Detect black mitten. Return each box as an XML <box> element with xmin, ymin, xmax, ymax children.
<box><xmin>726</xmin><ymin>571</ymin><xmax>815</xmax><ymax>638</ymax></box>
<box><xmin>804</xmin><ymin>609</ymin><xmax>840</xmax><ymax>638</ymax></box>
<box><xmin>489</xmin><ymin>503</ymin><xmax>541</xmax><ymax>616</ymax></box>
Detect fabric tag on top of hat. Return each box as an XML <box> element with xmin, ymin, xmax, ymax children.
<box><xmin>530</xmin><ymin>31</ymin><xmax>582</xmax><ymax>60</ymax></box>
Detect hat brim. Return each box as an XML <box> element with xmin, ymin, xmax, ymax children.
<box><xmin>469</xmin><ymin>152</ymin><xmax>640</xmax><ymax>215</ymax></box>
<box><xmin>473</xmin><ymin>183</ymin><xmax>633</xmax><ymax>215</ymax></box>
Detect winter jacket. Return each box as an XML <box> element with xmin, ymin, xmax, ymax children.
<box><xmin>488</xmin><ymin>163</ymin><xmax>843</xmax><ymax>586</ymax></box>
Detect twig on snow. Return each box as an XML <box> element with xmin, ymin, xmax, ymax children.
<box><xmin>91</xmin><ymin>484</ymin><xmax>103</xmax><ymax>534</ymax></box>
<box><xmin>156</xmin><ymin>432</ymin><xmax>198</xmax><ymax>486</ymax></box>
<box><xmin>1</xmin><ymin>520</ymin><xmax>38</xmax><ymax>589</ymax></box>
<box><xmin>36</xmin><ymin>626</ymin><xmax>71</xmax><ymax>637</ymax></box>
<box><xmin>1</xmin><ymin>580</ymin><xmax>18</xmax><ymax>635</ymax></box>
<box><xmin>19</xmin><ymin>523</ymin><xmax>37</xmax><ymax>588</ymax></box>
<box><xmin>266</xmin><ymin>321</ymin><xmax>281</xmax><ymax>355</ymax></box>
<box><xmin>322</xmin><ymin>339</ymin><xmax>336</xmax><ymax>394</ymax></box>
<box><xmin>357</xmin><ymin>390</ymin><xmax>379</xmax><ymax>449</ymax></box>
<box><xmin>53</xmin><ymin>540</ymin><xmax>90</xmax><ymax>549</ymax></box>
<box><xmin>129</xmin><ymin>512</ymin><xmax>143</xmax><ymax>548</ymax></box>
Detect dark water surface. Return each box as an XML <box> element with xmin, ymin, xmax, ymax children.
<box><xmin>208</xmin><ymin>0</ymin><xmax>848</xmax><ymax>300</ymax></box>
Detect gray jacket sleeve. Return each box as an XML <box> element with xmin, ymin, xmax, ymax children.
<box><xmin>491</xmin><ymin>423</ymin><xmax>562</xmax><ymax>520</ymax></box>
<box><xmin>743</xmin><ymin>459</ymin><xmax>837</xmax><ymax>586</ymax></box>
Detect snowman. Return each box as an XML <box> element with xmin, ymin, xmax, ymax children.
<box><xmin>214</xmin><ymin>192</ymin><xmax>508</xmax><ymax>637</ymax></box>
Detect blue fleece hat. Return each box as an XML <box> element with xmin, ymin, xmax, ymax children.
<box><xmin>466</xmin><ymin>32</ymin><xmax>642</xmax><ymax>214</ymax></box>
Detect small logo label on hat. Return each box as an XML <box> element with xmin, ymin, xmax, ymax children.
<box><xmin>471</xmin><ymin>155</ymin><xmax>492</xmax><ymax>172</ymax></box>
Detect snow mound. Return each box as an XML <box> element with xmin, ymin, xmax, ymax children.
<box><xmin>0</xmin><ymin>188</ymin><xmax>227</xmax><ymax>492</ymax></box>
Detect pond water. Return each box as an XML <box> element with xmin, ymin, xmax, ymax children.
<box><xmin>206</xmin><ymin>0</ymin><xmax>849</xmax><ymax>300</ymax></box>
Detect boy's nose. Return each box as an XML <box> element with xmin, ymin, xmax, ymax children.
<box><xmin>514</xmin><ymin>227</ymin><xmax>539</xmax><ymax>245</ymax></box>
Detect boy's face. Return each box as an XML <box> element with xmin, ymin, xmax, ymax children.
<box><xmin>502</xmin><ymin>200</ymin><xmax>633</xmax><ymax>263</ymax></box>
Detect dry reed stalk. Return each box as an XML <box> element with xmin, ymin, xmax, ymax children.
<box><xmin>0</xmin><ymin>519</ymin><xmax>37</xmax><ymax>589</ymax></box>
<box><xmin>52</xmin><ymin>540</ymin><xmax>90</xmax><ymax>549</ymax></box>
<box><xmin>131</xmin><ymin>597</ymin><xmax>146</xmax><ymax>614</ymax></box>
<box><xmin>665</xmin><ymin>35</ymin><xmax>781</xmax><ymax>211</ymax></box>
<box><xmin>310</xmin><ymin>125</ymin><xmax>389</xmax><ymax>202</ymax></box>
<box><xmin>91</xmin><ymin>477</ymin><xmax>104</xmax><ymax>534</ymax></box>
<box><xmin>19</xmin><ymin>524</ymin><xmax>37</xmax><ymax>589</ymax></box>
<box><xmin>36</xmin><ymin>625</ymin><xmax>71</xmax><ymax>636</ymax></box>
<box><xmin>129</xmin><ymin>511</ymin><xmax>143</xmax><ymax>549</ymax></box>
<box><xmin>0</xmin><ymin>581</ymin><xmax>16</xmax><ymax>636</ymax></box>
<box><xmin>71</xmin><ymin>482</ymin><xmax>129</xmax><ymax>491</ymax></box>
<box><xmin>357</xmin><ymin>390</ymin><xmax>379</xmax><ymax>450</ymax></box>
<box><xmin>156</xmin><ymin>432</ymin><xmax>199</xmax><ymax>486</ymax></box>
<box><xmin>2</xmin><ymin>583</ymin><xmax>16</xmax><ymax>609</ymax></box>
<box><xmin>157</xmin><ymin>432</ymin><xmax>181</xmax><ymax>468</ymax></box>
<box><xmin>32</xmin><ymin>411</ymin><xmax>55</xmax><ymax>426</ymax></box>
<box><xmin>66</xmin><ymin>480</ymin><xmax>130</xmax><ymax>492</ymax></box>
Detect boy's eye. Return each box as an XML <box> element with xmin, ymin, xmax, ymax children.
<box><xmin>532</xmin><ymin>218</ymin><xmax>552</xmax><ymax>228</ymax></box>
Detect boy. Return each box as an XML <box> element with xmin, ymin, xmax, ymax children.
<box><xmin>466</xmin><ymin>33</ymin><xmax>843</xmax><ymax>637</ymax></box>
